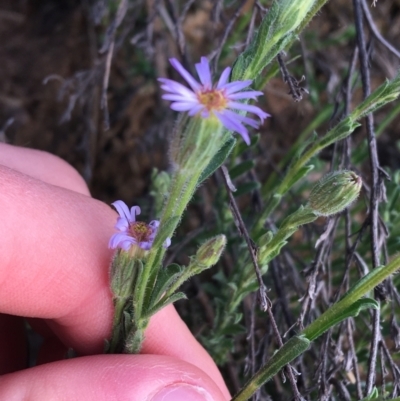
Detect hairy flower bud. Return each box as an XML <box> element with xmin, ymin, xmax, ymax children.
<box><xmin>196</xmin><ymin>235</ymin><xmax>227</xmax><ymax>268</ymax></box>
<box><xmin>308</xmin><ymin>170</ymin><xmax>362</xmax><ymax>216</ymax></box>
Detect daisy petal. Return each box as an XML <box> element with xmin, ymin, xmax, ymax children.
<box><xmin>171</xmin><ymin>102</ymin><xmax>199</xmax><ymax>112</ymax></box>
<box><xmin>112</xmin><ymin>200</ymin><xmax>132</xmax><ymax>222</ymax></box>
<box><xmin>228</xmin><ymin>91</ymin><xmax>264</xmax><ymax>100</ymax></box>
<box><xmin>188</xmin><ymin>104</ymin><xmax>205</xmax><ymax>116</ymax></box>
<box><xmin>227</xmin><ymin>101</ymin><xmax>270</xmax><ymax>121</ymax></box>
<box><xmin>217</xmin><ymin>67</ymin><xmax>231</xmax><ymax>88</ymax></box>
<box><xmin>170</xmin><ymin>58</ymin><xmax>201</xmax><ymax>91</ymax></box>
<box><xmin>163</xmin><ymin>237</ymin><xmax>172</xmax><ymax>248</ymax></box>
<box><xmin>195</xmin><ymin>57</ymin><xmax>212</xmax><ymax>88</ymax></box>
<box><xmin>215</xmin><ymin>111</ymin><xmax>250</xmax><ymax>145</ymax></box>
<box><xmin>162</xmin><ymin>94</ymin><xmax>198</xmax><ymax>102</ymax></box>
<box><xmin>223</xmin><ymin>109</ymin><xmax>260</xmax><ymax>129</ymax></box>
<box><xmin>158</xmin><ymin>79</ymin><xmax>197</xmax><ymax>98</ymax></box>
<box><xmin>224</xmin><ymin>80</ymin><xmax>253</xmax><ymax>94</ymax></box>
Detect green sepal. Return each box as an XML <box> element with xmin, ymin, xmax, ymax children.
<box><xmin>198</xmin><ymin>136</ymin><xmax>236</xmax><ymax>184</ymax></box>
<box><xmin>148</xmin><ymin>263</ymin><xmax>184</xmax><ymax>306</ymax></box>
<box><xmin>229</xmin><ymin>160</ymin><xmax>256</xmax><ymax>180</ymax></box>
<box><xmin>152</xmin><ymin>216</ymin><xmax>180</xmax><ymax>249</ymax></box>
<box><xmin>145</xmin><ymin>292</ymin><xmax>187</xmax><ymax>319</ymax></box>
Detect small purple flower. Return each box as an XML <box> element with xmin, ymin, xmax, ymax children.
<box><xmin>109</xmin><ymin>201</ymin><xmax>171</xmax><ymax>252</ymax></box>
<box><xmin>158</xmin><ymin>57</ymin><xmax>270</xmax><ymax>145</ymax></box>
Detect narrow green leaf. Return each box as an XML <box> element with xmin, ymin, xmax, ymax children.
<box><xmin>306</xmin><ymin>298</ymin><xmax>379</xmax><ymax>340</ymax></box>
<box><xmin>152</xmin><ymin>216</ymin><xmax>180</xmax><ymax>249</ymax></box>
<box><xmin>234</xmin><ymin>181</ymin><xmax>260</xmax><ymax>197</ymax></box>
<box><xmin>229</xmin><ymin>160</ymin><xmax>256</xmax><ymax>180</ymax></box>
<box><xmin>281</xmin><ymin>164</ymin><xmax>314</xmax><ymax>193</ymax></box>
<box><xmin>198</xmin><ymin>137</ymin><xmax>236</xmax><ymax>184</ymax></box>
<box><xmin>220</xmin><ymin>323</ymin><xmax>246</xmax><ymax>336</ymax></box>
<box><xmin>149</xmin><ymin>263</ymin><xmax>184</xmax><ymax>306</ymax></box>
<box><xmin>145</xmin><ymin>292</ymin><xmax>187</xmax><ymax>319</ymax></box>
<box><xmin>235</xmin><ymin>133</ymin><xmax>260</xmax><ymax>156</ymax></box>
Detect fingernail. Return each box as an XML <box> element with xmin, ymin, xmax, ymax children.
<box><xmin>150</xmin><ymin>383</ymin><xmax>214</xmax><ymax>401</ymax></box>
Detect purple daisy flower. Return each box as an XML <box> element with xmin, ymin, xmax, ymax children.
<box><xmin>109</xmin><ymin>200</ymin><xmax>171</xmax><ymax>252</ymax></box>
<box><xmin>158</xmin><ymin>57</ymin><xmax>270</xmax><ymax>145</ymax></box>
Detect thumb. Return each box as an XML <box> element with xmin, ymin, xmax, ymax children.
<box><xmin>0</xmin><ymin>354</ymin><xmax>229</xmax><ymax>401</ymax></box>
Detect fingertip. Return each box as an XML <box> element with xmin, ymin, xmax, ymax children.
<box><xmin>0</xmin><ymin>143</ymin><xmax>90</xmax><ymax>195</ymax></box>
<box><xmin>0</xmin><ymin>355</ymin><xmax>229</xmax><ymax>401</ymax></box>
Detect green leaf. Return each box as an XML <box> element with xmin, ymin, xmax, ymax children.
<box><xmin>281</xmin><ymin>164</ymin><xmax>314</xmax><ymax>193</ymax></box>
<box><xmin>148</xmin><ymin>263</ymin><xmax>184</xmax><ymax>306</ymax></box>
<box><xmin>234</xmin><ymin>181</ymin><xmax>260</xmax><ymax>197</ymax></box>
<box><xmin>359</xmin><ymin>387</ymin><xmax>379</xmax><ymax>401</ymax></box>
<box><xmin>235</xmin><ymin>133</ymin><xmax>260</xmax><ymax>156</ymax></box>
<box><xmin>198</xmin><ymin>137</ymin><xmax>236</xmax><ymax>184</ymax></box>
<box><xmin>291</xmin><ymin>131</ymin><xmax>318</xmax><ymax>164</ymax></box>
<box><xmin>219</xmin><ymin>323</ymin><xmax>246</xmax><ymax>336</ymax></box>
<box><xmin>258</xmin><ymin>335</ymin><xmax>310</xmax><ymax>381</ymax></box>
<box><xmin>145</xmin><ymin>292</ymin><xmax>187</xmax><ymax>318</ymax></box>
<box><xmin>307</xmin><ymin>298</ymin><xmax>379</xmax><ymax>340</ymax></box>
<box><xmin>152</xmin><ymin>216</ymin><xmax>180</xmax><ymax>249</ymax></box>
<box><xmin>229</xmin><ymin>160</ymin><xmax>256</xmax><ymax>180</ymax></box>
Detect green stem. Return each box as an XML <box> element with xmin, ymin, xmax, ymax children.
<box><xmin>108</xmin><ymin>297</ymin><xmax>127</xmax><ymax>353</ymax></box>
<box><xmin>231</xmin><ymin>254</ymin><xmax>400</xmax><ymax>401</ymax></box>
<box><xmin>133</xmin><ymin>119</ymin><xmax>228</xmax><ymax>337</ymax></box>
<box><xmin>303</xmin><ymin>254</ymin><xmax>400</xmax><ymax>341</ymax></box>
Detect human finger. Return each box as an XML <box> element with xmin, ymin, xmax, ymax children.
<box><xmin>0</xmin><ymin>354</ymin><xmax>229</xmax><ymax>401</ymax></box>
<box><xmin>0</xmin><ymin>155</ymin><xmax>229</xmax><ymax>397</ymax></box>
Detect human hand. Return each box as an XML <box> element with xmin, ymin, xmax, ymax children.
<box><xmin>0</xmin><ymin>143</ymin><xmax>230</xmax><ymax>401</ymax></box>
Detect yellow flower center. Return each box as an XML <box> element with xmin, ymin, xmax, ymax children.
<box><xmin>129</xmin><ymin>221</ymin><xmax>152</xmax><ymax>242</ymax></box>
<box><xmin>197</xmin><ymin>89</ymin><xmax>227</xmax><ymax>111</ymax></box>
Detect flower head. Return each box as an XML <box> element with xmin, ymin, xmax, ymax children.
<box><xmin>159</xmin><ymin>57</ymin><xmax>270</xmax><ymax>145</ymax></box>
<box><xmin>109</xmin><ymin>201</ymin><xmax>171</xmax><ymax>254</ymax></box>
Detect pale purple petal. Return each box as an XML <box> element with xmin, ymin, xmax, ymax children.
<box><xmin>195</xmin><ymin>57</ymin><xmax>212</xmax><ymax>88</ymax></box>
<box><xmin>227</xmin><ymin>101</ymin><xmax>270</xmax><ymax>121</ymax></box>
<box><xmin>163</xmin><ymin>237</ymin><xmax>171</xmax><ymax>248</ymax></box>
<box><xmin>149</xmin><ymin>220</ymin><xmax>160</xmax><ymax>229</ymax></box>
<box><xmin>130</xmin><ymin>206</ymin><xmax>141</xmax><ymax>219</ymax></box>
<box><xmin>170</xmin><ymin>58</ymin><xmax>201</xmax><ymax>91</ymax></box>
<box><xmin>112</xmin><ymin>201</ymin><xmax>133</xmax><ymax>222</ymax></box>
<box><xmin>228</xmin><ymin>90</ymin><xmax>264</xmax><ymax>100</ymax></box>
<box><xmin>170</xmin><ymin>102</ymin><xmax>198</xmax><ymax>112</ymax></box>
<box><xmin>217</xmin><ymin>67</ymin><xmax>231</xmax><ymax>88</ymax></box>
<box><xmin>188</xmin><ymin>104</ymin><xmax>205</xmax><ymax>116</ymax></box>
<box><xmin>115</xmin><ymin>217</ymin><xmax>129</xmax><ymax>231</ymax></box>
<box><xmin>200</xmin><ymin>109</ymin><xmax>210</xmax><ymax>118</ymax></box>
<box><xmin>109</xmin><ymin>232</ymin><xmax>136</xmax><ymax>250</ymax></box>
<box><xmin>162</xmin><ymin>94</ymin><xmax>198</xmax><ymax>102</ymax></box>
<box><xmin>158</xmin><ymin>78</ymin><xmax>197</xmax><ymax>99</ymax></box>
<box><xmin>223</xmin><ymin>109</ymin><xmax>260</xmax><ymax>129</ymax></box>
<box><xmin>214</xmin><ymin>110</ymin><xmax>250</xmax><ymax>145</ymax></box>
<box><xmin>139</xmin><ymin>241</ymin><xmax>152</xmax><ymax>250</ymax></box>
<box><xmin>224</xmin><ymin>80</ymin><xmax>253</xmax><ymax>94</ymax></box>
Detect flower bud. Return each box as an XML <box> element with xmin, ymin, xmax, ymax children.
<box><xmin>308</xmin><ymin>170</ymin><xmax>362</xmax><ymax>216</ymax></box>
<box><xmin>195</xmin><ymin>235</ymin><xmax>227</xmax><ymax>268</ymax></box>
